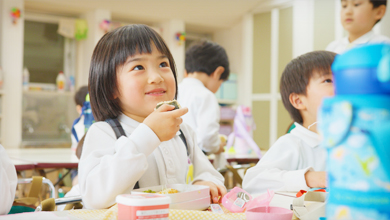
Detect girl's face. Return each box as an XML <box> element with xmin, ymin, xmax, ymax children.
<box><xmin>115</xmin><ymin>44</ymin><xmax>176</xmax><ymax>122</ymax></box>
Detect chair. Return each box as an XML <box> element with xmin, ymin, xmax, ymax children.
<box><xmin>286</xmin><ymin>121</ymin><xmax>296</xmax><ymax>134</ymax></box>
<box><xmin>36</xmin><ymin>195</ymin><xmax>82</xmax><ymax>211</ymax></box>
<box><xmin>9</xmin><ymin>176</ymin><xmax>55</xmax><ymax>214</ymax></box>
<box><xmin>218</xmin><ymin>163</ymin><xmax>255</xmax><ymax>188</ymax></box>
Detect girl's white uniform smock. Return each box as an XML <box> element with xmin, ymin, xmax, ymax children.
<box><xmin>0</xmin><ymin>145</ymin><xmax>17</xmax><ymax>215</ymax></box>
<box><xmin>242</xmin><ymin>123</ymin><xmax>326</xmax><ymax>195</ymax></box>
<box><xmin>78</xmin><ymin>114</ymin><xmax>224</xmax><ymax>209</ymax></box>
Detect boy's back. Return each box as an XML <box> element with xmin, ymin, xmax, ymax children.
<box><xmin>178</xmin><ymin>78</ymin><xmax>221</xmax><ymax>153</ymax></box>
<box><xmin>178</xmin><ymin>40</ymin><xmax>229</xmax><ymax>154</ymax></box>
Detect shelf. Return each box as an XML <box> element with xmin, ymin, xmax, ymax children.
<box><xmin>23</xmin><ymin>90</ymin><xmax>75</xmax><ymax>96</ymax></box>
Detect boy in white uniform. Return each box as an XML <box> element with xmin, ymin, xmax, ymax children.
<box><xmin>326</xmin><ymin>0</ymin><xmax>390</xmax><ymax>54</ymax></box>
<box><xmin>178</xmin><ymin>41</ymin><xmax>229</xmax><ymax>154</ymax></box>
<box><xmin>0</xmin><ymin>145</ymin><xmax>17</xmax><ymax>215</ymax></box>
<box><xmin>243</xmin><ymin>51</ymin><xmax>337</xmax><ymax>194</ymax></box>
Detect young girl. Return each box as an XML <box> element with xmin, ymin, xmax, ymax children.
<box><xmin>78</xmin><ymin>24</ymin><xmax>226</xmax><ymax>209</ymax></box>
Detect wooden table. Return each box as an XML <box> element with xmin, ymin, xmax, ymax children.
<box><xmin>6</xmin><ymin>148</ymin><xmax>79</xmax><ymax>171</ymax></box>
<box><xmin>208</xmin><ymin>152</ymin><xmax>261</xmax><ymax>165</ymax></box>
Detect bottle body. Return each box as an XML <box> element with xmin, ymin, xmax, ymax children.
<box><xmin>319</xmin><ymin>95</ymin><xmax>390</xmax><ymax>219</ymax></box>
<box><xmin>56</xmin><ymin>71</ymin><xmax>66</xmax><ymax>92</ymax></box>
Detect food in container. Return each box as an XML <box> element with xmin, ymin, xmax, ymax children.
<box><xmin>132</xmin><ymin>184</ymin><xmax>210</xmax><ymax>210</ymax></box>
<box><xmin>116</xmin><ymin>194</ymin><xmax>170</xmax><ymax>220</ymax></box>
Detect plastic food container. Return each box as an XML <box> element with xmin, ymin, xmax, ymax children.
<box><xmin>131</xmin><ymin>184</ymin><xmax>210</xmax><ymax>210</ymax></box>
<box><xmin>116</xmin><ymin>194</ymin><xmax>171</xmax><ymax>220</ymax></box>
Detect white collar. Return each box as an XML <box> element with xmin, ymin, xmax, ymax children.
<box><xmin>290</xmin><ymin>122</ymin><xmax>320</xmax><ymax>148</ymax></box>
<box><xmin>118</xmin><ymin>114</ymin><xmax>141</xmax><ymax>130</ymax></box>
<box><xmin>343</xmin><ymin>30</ymin><xmax>375</xmax><ymax>45</ymax></box>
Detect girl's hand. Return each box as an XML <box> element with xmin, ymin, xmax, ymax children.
<box><xmin>143</xmin><ymin>104</ymin><xmax>188</xmax><ymax>142</ymax></box>
<box><xmin>305</xmin><ymin>171</ymin><xmax>327</xmax><ymax>188</ymax></box>
<box><xmin>193</xmin><ymin>180</ymin><xmax>227</xmax><ymax>204</ymax></box>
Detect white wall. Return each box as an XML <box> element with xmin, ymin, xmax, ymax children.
<box><xmin>379</xmin><ymin>5</ymin><xmax>390</xmax><ymax>38</ymax></box>
<box><xmin>213</xmin><ymin>14</ymin><xmax>253</xmax><ymax>108</ymax></box>
<box><xmin>0</xmin><ymin>0</ymin><xmax>24</xmax><ymax>148</ymax></box>
<box><xmin>213</xmin><ymin>21</ymin><xmax>243</xmax><ymax>77</ymax></box>
<box><xmin>77</xmin><ymin>9</ymin><xmax>111</xmax><ymax>88</ymax></box>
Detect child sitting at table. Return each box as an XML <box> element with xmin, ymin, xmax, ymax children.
<box><xmin>0</xmin><ymin>144</ymin><xmax>17</xmax><ymax>215</ymax></box>
<box><xmin>78</xmin><ymin>24</ymin><xmax>226</xmax><ymax>209</ymax></box>
<box><xmin>243</xmin><ymin>51</ymin><xmax>336</xmax><ymax>194</ymax></box>
<box><xmin>326</xmin><ymin>0</ymin><xmax>389</xmax><ymax>53</ymax></box>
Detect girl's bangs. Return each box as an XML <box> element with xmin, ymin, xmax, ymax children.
<box><xmin>116</xmin><ymin>25</ymin><xmax>172</xmax><ymax>66</ymax></box>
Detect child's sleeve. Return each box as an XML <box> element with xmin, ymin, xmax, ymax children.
<box><xmin>0</xmin><ymin>145</ymin><xmax>17</xmax><ymax>215</ymax></box>
<box><xmin>185</xmin><ymin>126</ymin><xmax>225</xmax><ymax>187</ymax></box>
<box><xmin>78</xmin><ymin>122</ymin><xmax>161</xmax><ymax>209</ymax></box>
<box><xmin>242</xmin><ymin>136</ymin><xmax>312</xmax><ymax>195</ymax></box>
<box><xmin>194</xmin><ymin>93</ymin><xmax>221</xmax><ymax>154</ymax></box>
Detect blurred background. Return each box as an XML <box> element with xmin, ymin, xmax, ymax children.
<box><xmin>0</xmin><ymin>0</ymin><xmax>389</xmax><ymax>149</ymax></box>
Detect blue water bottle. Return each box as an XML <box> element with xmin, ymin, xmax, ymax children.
<box><xmin>318</xmin><ymin>43</ymin><xmax>390</xmax><ymax>220</ymax></box>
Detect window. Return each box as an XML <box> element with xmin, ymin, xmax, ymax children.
<box><xmin>24</xmin><ymin>20</ymin><xmax>65</xmax><ymax>84</ymax></box>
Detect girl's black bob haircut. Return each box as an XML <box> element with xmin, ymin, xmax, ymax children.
<box><xmin>88</xmin><ymin>24</ymin><xmax>178</xmax><ymax>121</ymax></box>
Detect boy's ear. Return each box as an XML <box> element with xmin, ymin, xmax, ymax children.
<box><xmin>289</xmin><ymin>93</ymin><xmax>306</xmax><ymax>110</ymax></box>
<box><xmin>374</xmin><ymin>5</ymin><xmax>386</xmax><ymax>21</ymax></box>
<box><xmin>211</xmin><ymin>66</ymin><xmax>225</xmax><ymax>80</ymax></box>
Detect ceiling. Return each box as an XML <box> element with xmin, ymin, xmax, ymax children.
<box><xmin>24</xmin><ymin>0</ymin><xmax>286</xmax><ymax>33</ymax></box>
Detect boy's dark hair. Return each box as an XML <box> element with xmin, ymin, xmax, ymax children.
<box><xmin>370</xmin><ymin>0</ymin><xmax>387</xmax><ymax>24</ymax></box>
<box><xmin>89</xmin><ymin>24</ymin><xmax>178</xmax><ymax>121</ymax></box>
<box><xmin>370</xmin><ymin>0</ymin><xmax>387</xmax><ymax>8</ymax></box>
<box><xmin>280</xmin><ymin>51</ymin><xmax>337</xmax><ymax>124</ymax></box>
<box><xmin>74</xmin><ymin>86</ymin><xmax>88</xmax><ymax>106</ymax></box>
<box><xmin>185</xmin><ymin>40</ymin><xmax>230</xmax><ymax>80</ymax></box>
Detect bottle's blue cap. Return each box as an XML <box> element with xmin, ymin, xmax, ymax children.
<box><xmin>332</xmin><ymin>43</ymin><xmax>390</xmax><ymax>95</ymax></box>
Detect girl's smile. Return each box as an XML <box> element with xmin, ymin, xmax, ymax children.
<box><xmin>145</xmin><ymin>88</ymin><xmax>166</xmax><ymax>96</ymax></box>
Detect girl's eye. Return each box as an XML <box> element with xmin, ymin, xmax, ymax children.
<box><xmin>133</xmin><ymin>65</ymin><xmax>144</xmax><ymax>71</ymax></box>
<box><xmin>324</xmin><ymin>79</ymin><xmax>333</xmax><ymax>83</ymax></box>
<box><xmin>159</xmin><ymin>62</ymin><xmax>169</xmax><ymax>68</ymax></box>
<box><xmin>354</xmin><ymin>3</ymin><xmax>361</xmax><ymax>6</ymax></box>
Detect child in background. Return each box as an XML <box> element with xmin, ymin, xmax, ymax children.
<box><xmin>178</xmin><ymin>40</ymin><xmax>229</xmax><ymax>155</ymax></box>
<box><xmin>71</xmin><ymin>86</ymin><xmax>88</xmax><ymax>151</ymax></box>
<box><xmin>326</xmin><ymin>0</ymin><xmax>390</xmax><ymax>53</ymax></box>
<box><xmin>243</xmin><ymin>51</ymin><xmax>336</xmax><ymax>194</ymax></box>
<box><xmin>0</xmin><ymin>145</ymin><xmax>17</xmax><ymax>215</ymax></box>
<box><xmin>79</xmin><ymin>24</ymin><xmax>226</xmax><ymax>209</ymax></box>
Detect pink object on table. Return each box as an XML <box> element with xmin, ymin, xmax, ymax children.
<box><xmin>116</xmin><ymin>194</ymin><xmax>171</xmax><ymax>220</ymax></box>
<box><xmin>246</xmin><ymin>190</ymin><xmax>293</xmax><ymax>220</ymax></box>
<box><xmin>246</xmin><ymin>206</ymin><xmax>293</xmax><ymax>220</ymax></box>
<box><xmin>245</xmin><ymin>189</ymin><xmax>274</xmax><ymax>210</ymax></box>
<box><xmin>222</xmin><ymin>187</ymin><xmax>253</xmax><ymax>213</ymax></box>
